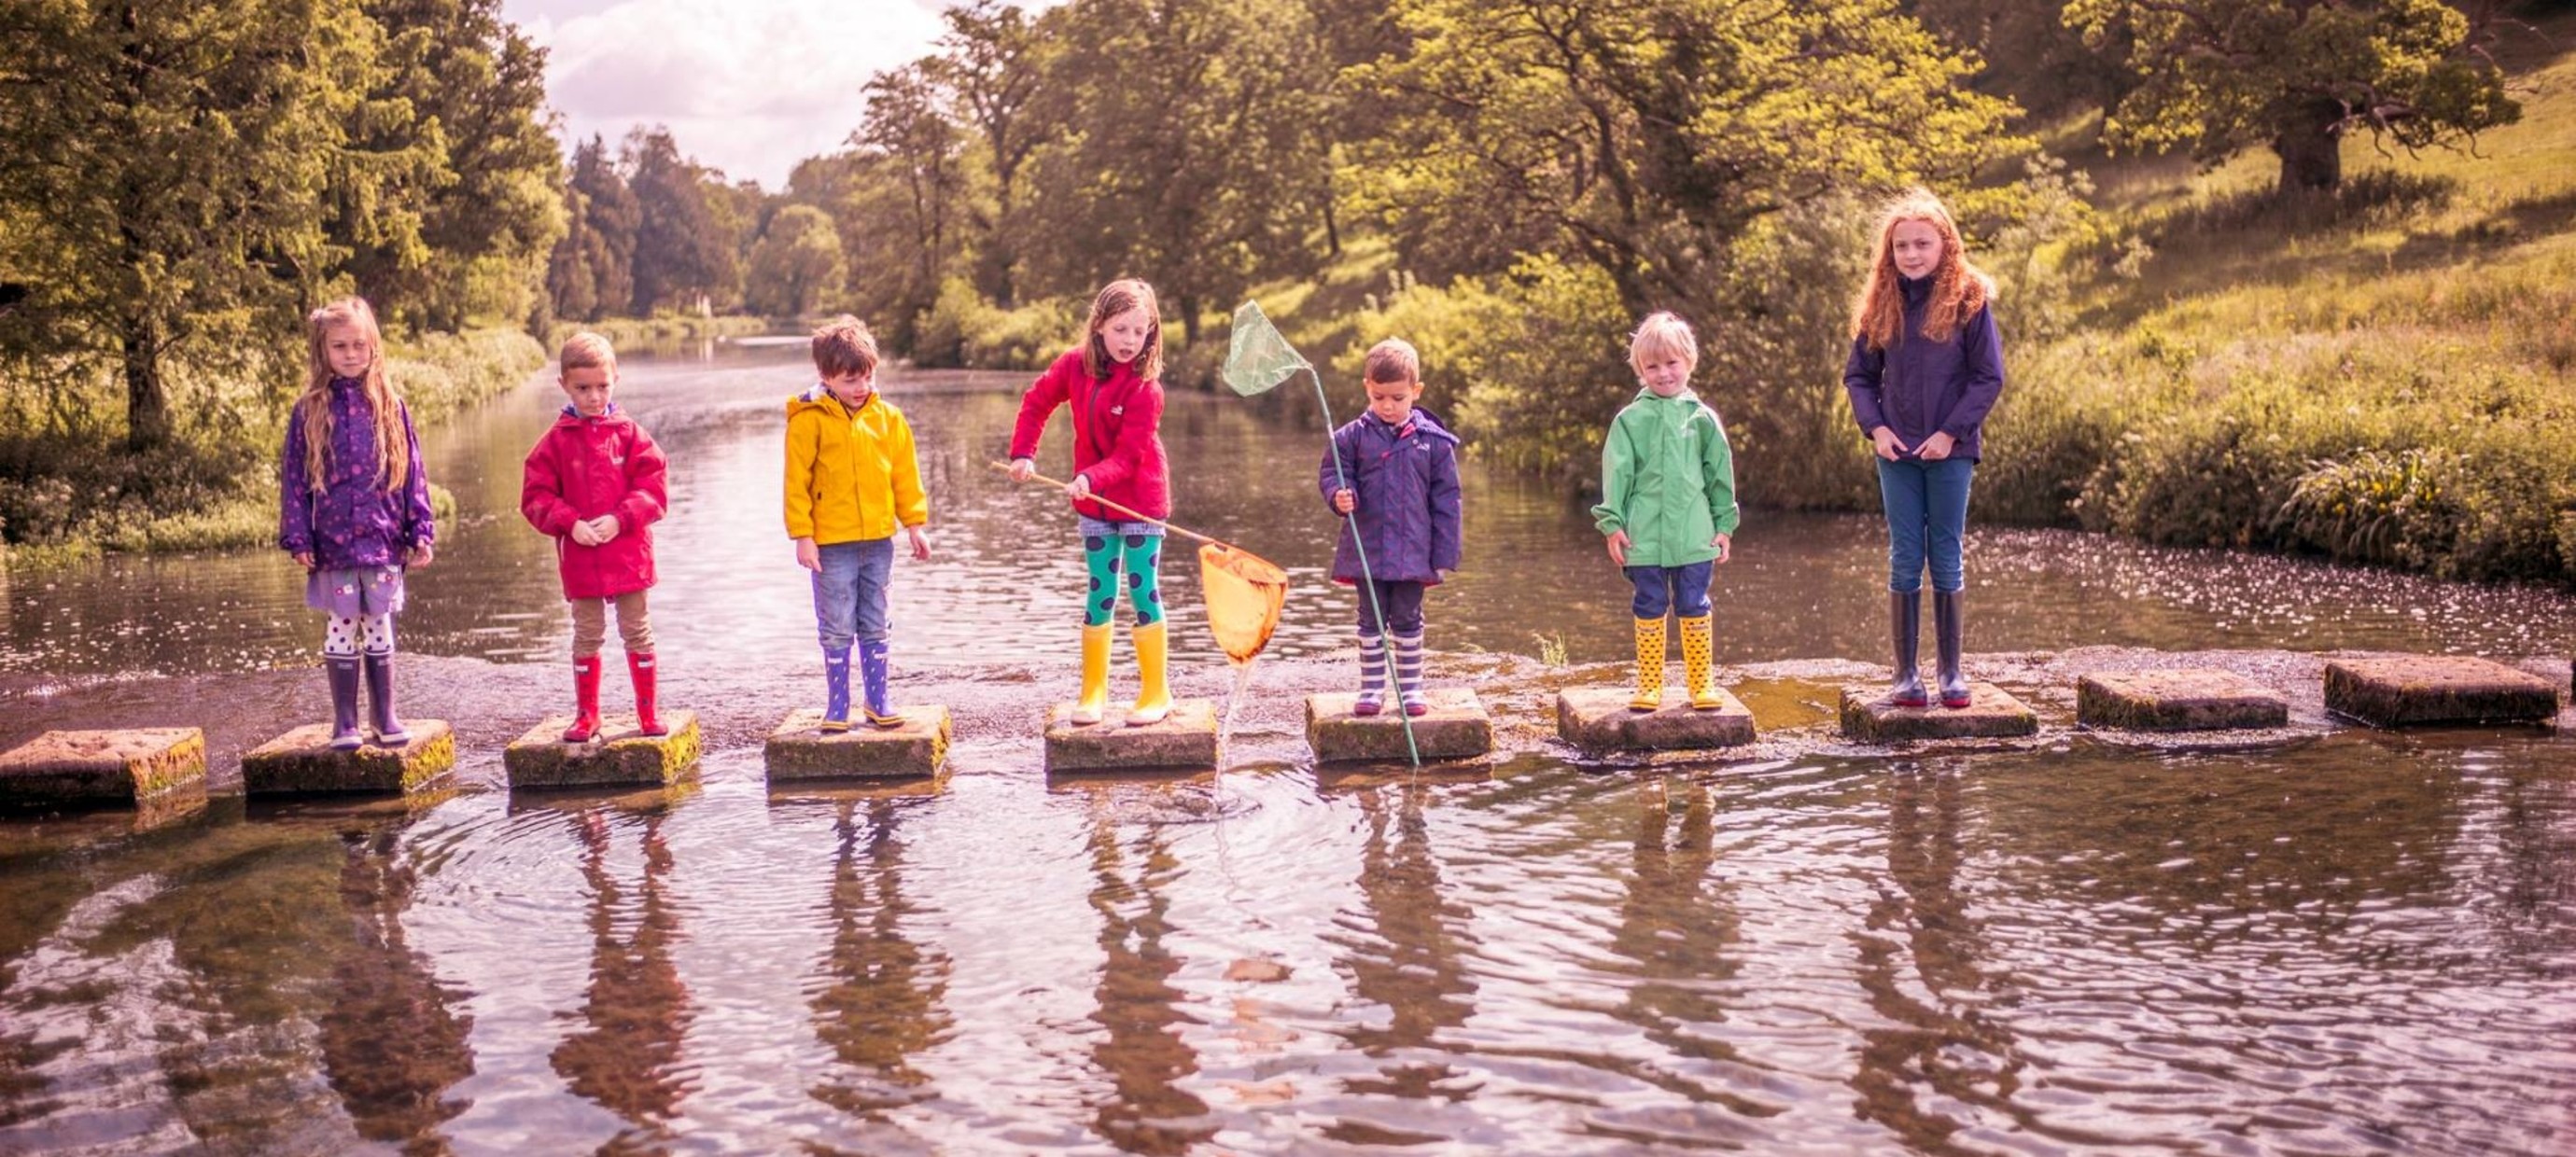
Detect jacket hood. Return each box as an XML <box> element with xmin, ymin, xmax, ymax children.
<box><xmin>1628</xmin><ymin>385</ymin><xmax>1709</xmax><ymax>410</ymax></box>
<box><xmin>787</xmin><ymin>383</ymin><xmax>875</xmax><ymax>419</ymax></box>
<box><xmin>1364</xmin><ymin>407</ymin><xmax>1462</xmax><ymax>447</ymax></box>
<box><xmin>554</xmin><ymin>401</ymin><xmax>626</xmax><ymax>426</ymax></box>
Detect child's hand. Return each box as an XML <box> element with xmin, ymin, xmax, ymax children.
<box><xmin>1068</xmin><ymin>473</ymin><xmax>1093</xmax><ymax>501</ymax></box>
<box><xmin>794</xmin><ymin>537</ymin><xmax>820</xmax><ymax>572</ymax></box>
<box><xmin>1008</xmin><ymin>457</ymin><xmax>1036</xmax><ymax>482</ymax></box>
<box><xmin>1605</xmin><ymin>528</ymin><xmax>1631</xmax><ymax>566</ymax></box>
<box><xmin>905</xmin><ymin>524</ymin><xmax>931</xmax><ymax>561</ymax></box>
<box><xmin>292</xmin><ymin>551</ymin><xmax>315</xmax><ymax>571</ymax></box>
<box><xmin>569</xmin><ymin>520</ymin><xmax>600</xmax><ymax>547</ymax></box>
<box><xmin>1870</xmin><ymin>425</ymin><xmax>1911</xmax><ymax>462</ymax></box>
<box><xmin>406</xmin><ymin>543</ymin><xmax>434</xmax><ymax>568</ymax></box>
<box><xmin>588</xmin><ymin>514</ymin><xmax>621</xmax><ymax>543</ymax></box>
<box><xmin>1712</xmin><ymin>533</ymin><xmax>1732</xmax><ymax>565</ymax></box>
<box><xmin>1334</xmin><ymin>489</ymin><xmax>1356</xmax><ymax>514</ymax></box>
<box><xmin>1916</xmin><ymin>431</ymin><xmax>1955</xmax><ymax>461</ymax></box>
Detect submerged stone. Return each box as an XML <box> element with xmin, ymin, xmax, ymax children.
<box><xmin>0</xmin><ymin>728</ymin><xmax>207</xmax><ymax>805</ymax></box>
<box><xmin>243</xmin><ymin>720</ymin><xmax>456</xmax><ymax>796</ymax></box>
<box><xmin>1306</xmin><ymin>689</ymin><xmax>1493</xmax><ymax>763</ymax></box>
<box><xmin>2078</xmin><ymin>669</ymin><xmax>2289</xmax><ymax>732</ymax></box>
<box><xmin>2324</xmin><ymin>657</ymin><xmax>2559</xmax><ymax>727</ymax></box>
<box><xmin>1840</xmin><ymin>684</ymin><xmax>2037</xmax><ymax>743</ymax></box>
<box><xmin>504</xmin><ymin>712</ymin><xmax>701</xmax><ymax>788</ymax></box>
<box><xmin>1555</xmin><ymin>687</ymin><xmax>1756</xmax><ymax>753</ymax></box>
<box><xmin>1044</xmin><ymin>699</ymin><xmax>1219</xmax><ymax>773</ymax></box>
<box><xmin>765</xmin><ymin>706</ymin><xmax>952</xmax><ymax>781</ymax></box>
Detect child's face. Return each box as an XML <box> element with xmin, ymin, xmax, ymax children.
<box><xmin>560</xmin><ymin>365</ymin><xmax>616</xmax><ymax>417</ymax></box>
<box><xmin>1099</xmin><ymin>307</ymin><xmax>1152</xmax><ymax>366</ymax></box>
<box><xmin>323</xmin><ymin>324</ymin><xmax>374</xmax><ymax>380</ymax></box>
<box><xmin>821</xmin><ymin>369</ymin><xmax>875</xmax><ymax>408</ymax></box>
<box><xmin>1365</xmin><ymin>376</ymin><xmax>1421</xmax><ymax>425</ymax></box>
<box><xmin>1635</xmin><ymin>350</ymin><xmax>1692</xmax><ymax>397</ymax></box>
<box><xmin>1890</xmin><ymin>219</ymin><xmax>1945</xmax><ymax>280</ymax></box>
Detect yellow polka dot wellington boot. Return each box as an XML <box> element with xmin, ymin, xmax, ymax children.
<box><xmin>1631</xmin><ymin>617</ymin><xmax>1667</xmax><ymax>712</ymax></box>
<box><xmin>1681</xmin><ymin>614</ymin><xmax>1722</xmax><ymax>710</ymax></box>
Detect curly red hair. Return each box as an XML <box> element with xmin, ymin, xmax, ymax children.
<box><xmin>1850</xmin><ymin>188</ymin><xmax>1995</xmax><ymax>352</ymax></box>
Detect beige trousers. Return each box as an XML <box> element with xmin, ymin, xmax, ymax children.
<box><xmin>570</xmin><ymin>591</ymin><xmax>653</xmax><ymax>657</ymax></box>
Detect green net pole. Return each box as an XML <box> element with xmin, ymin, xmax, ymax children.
<box><xmin>1310</xmin><ymin>364</ymin><xmax>1421</xmax><ymax>768</ymax></box>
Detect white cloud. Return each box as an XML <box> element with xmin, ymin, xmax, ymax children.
<box><xmin>512</xmin><ymin>0</ymin><xmax>949</xmax><ymax>188</ymax></box>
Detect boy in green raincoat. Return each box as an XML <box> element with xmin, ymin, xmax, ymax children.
<box><xmin>1592</xmin><ymin>312</ymin><xmax>1740</xmax><ymax>711</ymax></box>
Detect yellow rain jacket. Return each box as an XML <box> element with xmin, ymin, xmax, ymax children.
<box><xmin>784</xmin><ymin>385</ymin><xmax>928</xmax><ymax>544</ymax></box>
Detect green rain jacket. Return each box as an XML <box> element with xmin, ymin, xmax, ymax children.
<box><xmin>1590</xmin><ymin>386</ymin><xmax>1740</xmax><ymax>567</ymax></box>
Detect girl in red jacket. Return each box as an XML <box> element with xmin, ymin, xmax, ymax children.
<box><xmin>522</xmin><ymin>332</ymin><xmax>671</xmax><ymax>742</ymax></box>
<box><xmin>1007</xmin><ymin>279</ymin><xmax>1174</xmax><ymax>726</ymax></box>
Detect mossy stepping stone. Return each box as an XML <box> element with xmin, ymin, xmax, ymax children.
<box><xmin>504</xmin><ymin>712</ymin><xmax>701</xmax><ymax>788</ymax></box>
<box><xmin>2078</xmin><ymin>669</ymin><xmax>2289</xmax><ymax>731</ymax></box>
<box><xmin>0</xmin><ymin>728</ymin><xmax>207</xmax><ymax>805</ymax></box>
<box><xmin>1044</xmin><ymin>699</ymin><xmax>1218</xmax><ymax>774</ymax></box>
<box><xmin>765</xmin><ymin>706</ymin><xmax>952</xmax><ymax>781</ymax></box>
<box><xmin>1556</xmin><ymin>686</ymin><xmax>1755</xmax><ymax>753</ymax></box>
<box><xmin>2324</xmin><ymin>657</ymin><xmax>2558</xmax><ymax>727</ymax></box>
<box><xmin>1840</xmin><ymin>684</ymin><xmax>2037</xmax><ymax>743</ymax></box>
<box><xmin>244</xmin><ymin>720</ymin><xmax>455</xmax><ymax>796</ymax></box>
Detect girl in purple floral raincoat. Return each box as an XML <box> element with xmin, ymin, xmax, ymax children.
<box><xmin>278</xmin><ymin>298</ymin><xmax>436</xmax><ymax>749</ymax></box>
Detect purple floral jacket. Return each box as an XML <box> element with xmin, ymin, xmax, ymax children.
<box><xmin>278</xmin><ymin>378</ymin><xmax>435</xmax><ymax>569</ymax></box>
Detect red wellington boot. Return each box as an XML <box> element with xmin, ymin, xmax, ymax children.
<box><xmin>563</xmin><ymin>656</ymin><xmax>602</xmax><ymax>743</ymax></box>
<box><xmin>629</xmin><ymin>651</ymin><xmax>667</xmax><ymax>736</ymax></box>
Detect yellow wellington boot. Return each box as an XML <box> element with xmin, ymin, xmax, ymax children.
<box><xmin>1681</xmin><ymin>615</ymin><xmax>1722</xmax><ymax>709</ymax></box>
<box><xmin>1072</xmin><ymin>623</ymin><xmax>1113</xmax><ymax>725</ymax></box>
<box><xmin>1630</xmin><ymin>618</ymin><xmax>1667</xmax><ymax>712</ymax></box>
<box><xmin>1127</xmin><ymin>620</ymin><xmax>1173</xmax><ymax>726</ymax></box>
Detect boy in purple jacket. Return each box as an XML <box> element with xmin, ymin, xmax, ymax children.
<box><xmin>1320</xmin><ymin>338</ymin><xmax>1464</xmax><ymax>717</ymax></box>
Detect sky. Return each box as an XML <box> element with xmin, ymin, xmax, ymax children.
<box><xmin>502</xmin><ymin>0</ymin><xmax>953</xmax><ymax>188</ymax></box>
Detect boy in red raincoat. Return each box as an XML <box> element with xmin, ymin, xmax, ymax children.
<box><xmin>521</xmin><ymin>332</ymin><xmax>672</xmax><ymax>742</ymax></box>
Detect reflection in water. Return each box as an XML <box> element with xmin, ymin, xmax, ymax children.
<box><xmin>549</xmin><ymin>809</ymin><xmax>694</xmax><ymax>1140</ymax></box>
<box><xmin>1331</xmin><ymin>783</ymin><xmax>1480</xmax><ymax>1105</ymax></box>
<box><xmin>1850</xmin><ymin>763</ymin><xmax>2027</xmax><ymax>1150</ymax></box>
<box><xmin>809</xmin><ymin>798</ymin><xmax>952</xmax><ymax>1119</ymax></box>
<box><xmin>317</xmin><ymin>825</ymin><xmax>475</xmax><ymax>1149</ymax></box>
<box><xmin>1603</xmin><ymin>776</ymin><xmax>1764</xmax><ymax>1114</ymax></box>
<box><xmin>1083</xmin><ymin>810</ymin><xmax>1216</xmax><ymax>1154</ymax></box>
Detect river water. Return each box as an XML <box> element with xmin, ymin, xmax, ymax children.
<box><xmin>1</xmin><ymin>344</ymin><xmax>2571</xmax><ymax>1154</ymax></box>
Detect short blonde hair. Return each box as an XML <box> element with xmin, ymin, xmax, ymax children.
<box><xmin>811</xmin><ymin>315</ymin><xmax>880</xmax><ymax>379</ymax></box>
<box><xmin>1363</xmin><ymin>338</ymin><xmax>1421</xmax><ymax>385</ymax></box>
<box><xmin>559</xmin><ymin>331</ymin><xmax>617</xmax><ymax>374</ymax></box>
<box><xmin>1629</xmin><ymin>312</ymin><xmax>1697</xmax><ymax>370</ymax></box>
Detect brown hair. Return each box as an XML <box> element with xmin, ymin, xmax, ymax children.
<box><xmin>1363</xmin><ymin>338</ymin><xmax>1421</xmax><ymax>385</ymax></box>
<box><xmin>559</xmin><ymin>331</ymin><xmax>617</xmax><ymax>374</ymax></box>
<box><xmin>1628</xmin><ymin>312</ymin><xmax>1698</xmax><ymax>370</ymax></box>
<box><xmin>293</xmin><ymin>297</ymin><xmax>409</xmax><ymax>495</ymax></box>
<box><xmin>810</xmin><ymin>315</ymin><xmax>880</xmax><ymax>379</ymax></box>
<box><xmin>1849</xmin><ymin>188</ymin><xmax>1996</xmax><ymax>352</ymax></box>
<box><xmin>1081</xmin><ymin>278</ymin><xmax>1163</xmax><ymax>383</ymax></box>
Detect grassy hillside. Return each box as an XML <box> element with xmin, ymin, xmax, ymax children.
<box><xmin>1981</xmin><ymin>13</ymin><xmax>2576</xmax><ymax>581</ymax></box>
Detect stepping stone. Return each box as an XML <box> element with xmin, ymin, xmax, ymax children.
<box><xmin>1044</xmin><ymin>699</ymin><xmax>1218</xmax><ymax>774</ymax></box>
<box><xmin>243</xmin><ymin>720</ymin><xmax>455</xmax><ymax>796</ymax></box>
<box><xmin>1555</xmin><ymin>687</ymin><xmax>1756</xmax><ymax>753</ymax></box>
<box><xmin>505</xmin><ymin>712</ymin><xmax>701</xmax><ymax>789</ymax></box>
<box><xmin>1840</xmin><ymin>683</ymin><xmax>2037</xmax><ymax>743</ymax></box>
<box><xmin>0</xmin><ymin>729</ymin><xmax>207</xmax><ymax>806</ymax></box>
<box><xmin>765</xmin><ymin>706</ymin><xmax>952</xmax><ymax>781</ymax></box>
<box><xmin>1307</xmin><ymin>689</ymin><xmax>1494</xmax><ymax>763</ymax></box>
<box><xmin>2324</xmin><ymin>657</ymin><xmax>2559</xmax><ymax>727</ymax></box>
<box><xmin>2078</xmin><ymin>669</ymin><xmax>2289</xmax><ymax>732</ymax></box>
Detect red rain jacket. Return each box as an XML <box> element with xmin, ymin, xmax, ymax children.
<box><xmin>1008</xmin><ymin>349</ymin><xmax>1170</xmax><ymax>522</ymax></box>
<box><xmin>521</xmin><ymin>406</ymin><xmax>669</xmax><ymax>598</ymax></box>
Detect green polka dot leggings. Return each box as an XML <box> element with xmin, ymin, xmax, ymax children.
<box><xmin>1079</xmin><ymin>518</ymin><xmax>1164</xmax><ymax>628</ymax></box>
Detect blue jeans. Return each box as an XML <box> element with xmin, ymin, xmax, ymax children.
<box><xmin>1876</xmin><ymin>457</ymin><xmax>1975</xmax><ymax>593</ymax></box>
<box><xmin>1625</xmin><ymin>561</ymin><xmax>1714</xmax><ymax>619</ymax></box>
<box><xmin>812</xmin><ymin>537</ymin><xmax>894</xmax><ymax>648</ymax></box>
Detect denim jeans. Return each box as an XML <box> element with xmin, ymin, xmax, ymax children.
<box><xmin>1625</xmin><ymin>560</ymin><xmax>1714</xmax><ymax>619</ymax></box>
<box><xmin>812</xmin><ymin>537</ymin><xmax>895</xmax><ymax>648</ymax></box>
<box><xmin>1876</xmin><ymin>456</ymin><xmax>1975</xmax><ymax>593</ymax></box>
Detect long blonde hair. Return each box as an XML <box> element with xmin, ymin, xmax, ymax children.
<box><xmin>1850</xmin><ymin>188</ymin><xmax>1996</xmax><ymax>352</ymax></box>
<box><xmin>1080</xmin><ymin>278</ymin><xmax>1163</xmax><ymax>383</ymax></box>
<box><xmin>294</xmin><ymin>297</ymin><xmax>410</xmax><ymax>494</ymax></box>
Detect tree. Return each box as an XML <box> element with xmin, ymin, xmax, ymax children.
<box><xmin>0</xmin><ymin>0</ymin><xmax>370</xmax><ymax>448</ymax></box>
<box><xmin>554</xmin><ymin>136</ymin><xmax>639</xmax><ymax>319</ymax></box>
<box><xmin>2065</xmin><ymin>0</ymin><xmax>2520</xmax><ymax>192</ymax></box>
<box><xmin>1021</xmin><ymin>0</ymin><xmax>1333</xmax><ymax>344</ymax></box>
<box><xmin>1350</xmin><ymin>0</ymin><xmax>2030</xmax><ymax>320</ymax></box>
<box><xmin>858</xmin><ymin>62</ymin><xmax>969</xmax><ymax>331</ymax></box>
<box><xmin>623</xmin><ymin>128</ymin><xmax>736</xmax><ymax>314</ymax></box>
<box><xmin>928</xmin><ymin>0</ymin><xmax>1050</xmax><ymax>305</ymax></box>
<box><xmin>745</xmin><ymin>205</ymin><xmax>848</xmax><ymax>317</ymax></box>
